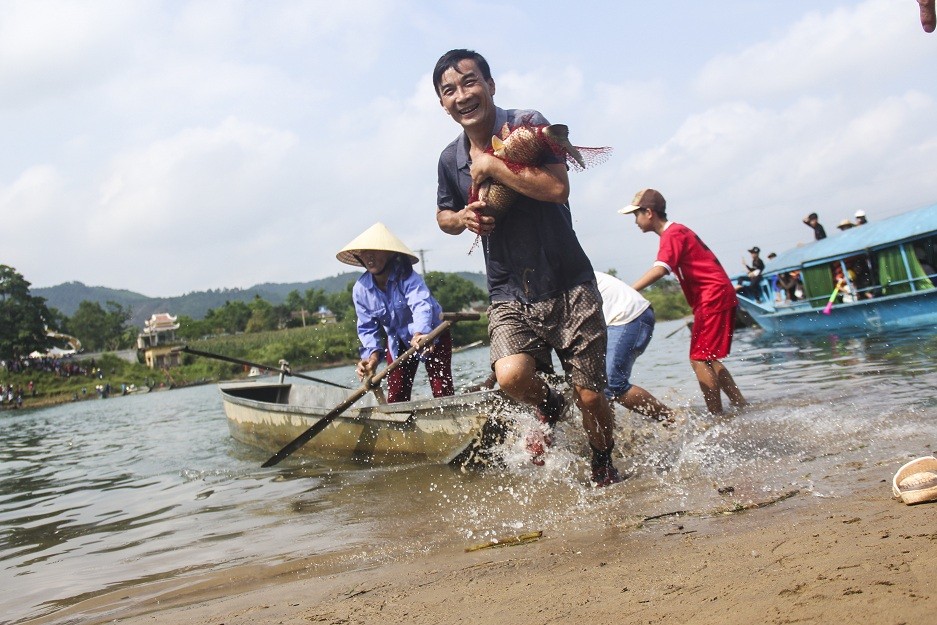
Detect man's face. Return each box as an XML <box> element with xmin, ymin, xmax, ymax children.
<box><xmin>437</xmin><ymin>59</ymin><xmax>496</xmax><ymax>131</ymax></box>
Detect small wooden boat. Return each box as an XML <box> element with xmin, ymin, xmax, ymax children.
<box><xmin>735</xmin><ymin>204</ymin><xmax>937</xmax><ymax>335</ymax></box>
<box><xmin>220</xmin><ymin>382</ymin><xmax>517</xmax><ymax>466</ymax></box>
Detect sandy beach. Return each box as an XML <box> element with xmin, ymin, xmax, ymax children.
<box><xmin>40</xmin><ymin>455</ymin><xmax>935</xmax><ymax>625</ymax></box>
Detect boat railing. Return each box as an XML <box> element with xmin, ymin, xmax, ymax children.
<box><xmin>802</xmin><ymin>273</ymin><xmax>934</xmax><ymax>308</ymax></box>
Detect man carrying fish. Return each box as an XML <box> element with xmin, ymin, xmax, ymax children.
<box><xmin>432</xmin><ymin>49</ymin><xmax>621</xmax><ymax>486</ymax></box>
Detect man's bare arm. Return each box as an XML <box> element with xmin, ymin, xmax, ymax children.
<box><xmin>471</xmin><ymin>153</ymin><xmax>569</xmax><ymax>204</ymax></box>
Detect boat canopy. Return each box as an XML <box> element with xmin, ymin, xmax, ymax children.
<box><xmin>763</xmin><ymin>204</ymin><xmax>937</xmax><ymax>273</ymax></box>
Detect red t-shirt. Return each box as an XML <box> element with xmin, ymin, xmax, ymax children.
<box><xmin>656</xmin><ymin>223</ymin><xmax>737</xmax><ymax>312</ymax></box>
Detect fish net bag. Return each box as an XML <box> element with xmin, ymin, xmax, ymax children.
<box><xmin>467</xmin><ymin>116</ymin><xmax>612</xmax><ymax>253</ymax></box>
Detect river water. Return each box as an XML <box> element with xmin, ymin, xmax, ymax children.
<box><xmin>3</xmin><ymin>319</ymin><xmax>937</xmax><ymax>624</ymax></box>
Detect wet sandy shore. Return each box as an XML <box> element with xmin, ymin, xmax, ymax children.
<box><xmin>37</xmin><ymin>458</ymin><xmax>937</xmax><ymax>625</ymax></box>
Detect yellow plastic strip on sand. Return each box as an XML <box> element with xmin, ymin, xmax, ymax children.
<box><xmin>464</xmin><ymin>531</ymin><xmax>543</xmax><ymax>552</ymax></box>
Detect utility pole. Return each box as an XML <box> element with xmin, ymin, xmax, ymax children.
<box><xmin>414</xmin><ymin>249</ymin><xmax>430</xmax><ymax>273</ymax></box>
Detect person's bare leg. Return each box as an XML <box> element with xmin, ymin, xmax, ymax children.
<box><xmin>690</xmin><ymin>359</ymin><xmax>723</xmax><ymax>414</ymax></box>
<box><xmin>494</xmin><ymin>353</ymin><xmax>547</xmax><ymax>406</ymax></box>
<box><xmin>616</xmin><ymin>385</ymin><xmax>674</xmax><ymax>422</ymax></box>
<box><xmin>574</xmin><ymin>385</ymin><xmax>615</xmax><ymax>451</ymax></box>
<box><xmin>711</xmin><ymin>359</ymin><xmax>747</xmax><ymax>408</ymax></box>
<box><xmin>920</xmin><ymin>0</ymin><xmax>936</xmax><ymax>33</ymax></box>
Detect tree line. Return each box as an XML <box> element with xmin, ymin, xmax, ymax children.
<box><xmin>0</xmin><ymin>264</ymin><xmax>488</xmax><ymax>361</ymax></box>
<box><xmin>2</xmin><ymin>263</ymin><xmax>689</xmax><ymax>363</ymax></box>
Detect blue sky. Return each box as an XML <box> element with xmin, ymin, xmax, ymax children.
<box><xmin>3</xmin><ymin>0</ymin><xmax>936</xmax><ymax>296</ymax></box>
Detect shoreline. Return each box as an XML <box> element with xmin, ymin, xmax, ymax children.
<box><xmin>32</xmin><ymin>461</ymin><xmax>936</xmax><ymax>625</ymax></box>
<box><xmin>4</xmin><ymin>357</ymin><xmax>360</xmax><ymax>412</ymax></box>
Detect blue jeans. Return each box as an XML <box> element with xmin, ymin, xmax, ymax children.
<box><xmin>605</xmin><ymin>306</ymin><xmax>656</xmax><ymax>399</ymax></box>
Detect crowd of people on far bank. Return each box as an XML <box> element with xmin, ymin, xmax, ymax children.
<box><xmin>0</xmin><ymin>355</ymin><xmax>143</xmax><ymax>408</ymax></box>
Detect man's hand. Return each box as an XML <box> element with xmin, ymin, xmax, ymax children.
<box><xmin>469</xmin><ymin>152</ymin><xmax>499</xmax><ymax>190</ymax></box>
<box><xmin>462</xmin><ymin>201</ymin><xmax>496</xmax><ymax>236</ymax></box>
<box><xmin>437</xmin><ymin>204</ymin><xmax>495</xmax><ymax>236</ymax></box>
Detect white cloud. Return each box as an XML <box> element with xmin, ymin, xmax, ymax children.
<box><xmin>3</xmin><ymin>0</ymin><xmax>937</xmax><ymax>297</ymax></box>
<box><xmin>0</xmin><ymin>0</ymin><xmax>153</xmax><ymax>107</ymax></box>
<box><xmin>695</xmin><ymin>0</ymin><xmax>919</xmax><ymax>101</ymax></box>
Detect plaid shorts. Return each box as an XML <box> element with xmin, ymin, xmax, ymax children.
<box><xmin>488</xmin><ymin>280</ymin><xmax>608</xmax><ymax>392</ymax></box>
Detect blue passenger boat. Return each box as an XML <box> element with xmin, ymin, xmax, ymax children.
<box><xmin>735</xmin><ymin>204</ymin><xmax>937</xmax><ymax>335</ymax></box>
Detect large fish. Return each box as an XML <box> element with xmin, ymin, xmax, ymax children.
<box><xmin>474</xmin><ymin>121</ymin><xmax>605</xmax><ymax>221</ymax></box>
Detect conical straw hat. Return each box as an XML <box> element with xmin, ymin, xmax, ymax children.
<box><xmin>336</xmin><ymin>222</ymin><xmax>419</xmax><ymax>267</ymax></box>
<box><xmin>892</xmin><ymin>455</ymin><xmax>937</xmax><ymax>505</ymax></box>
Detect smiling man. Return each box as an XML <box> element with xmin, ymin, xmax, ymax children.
<box><xmin>432</xmin><ymin>49</ymin><xmax>620</xmax><ymax>486</ymax></box>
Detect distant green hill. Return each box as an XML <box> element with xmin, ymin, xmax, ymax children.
<box><xmin>33</xmin><ymin>272</ymin><xmax>488</xmax><ymax>327</ymax></box>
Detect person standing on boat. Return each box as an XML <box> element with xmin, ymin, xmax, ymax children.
<box><xmin>337</xmin><ymin>222</ymin><xmax>454</xmax><ymax>403</ymax></box>
<box><xmin>803</xmin><ymin>212</ymin><xmax>827</xmax><ymax>240</ymax></box>
<box><xmin>620</xmin><ymin>189</ymin><xmax>748</xmax><ymax>415</ymax></box>
<box><xmin>594</xmin><ymin>271</ymin><xmax>674</xmax><ymax>424</ymax></box>
<box><xmin>745</xmin><ymin>247</ymin><xmax>765</xmax><ymax>276</ymax></box>
<box><xmin>854</xmin><ymin>210</ymin><xmax>868</xmax><ymax>226</ymax></box>
<box><xmin>432</xmin><ymin>48</ymin><xmax>621</xmax><ymax>486</ymax></box>
<box><xmin>741</xmin><ymin>246</ymin><xmax>765</xmax><ymax>301</ymax></box>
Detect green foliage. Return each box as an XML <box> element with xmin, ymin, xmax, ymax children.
<box><xmin>642</xmin><ymin>278</ymin><xmax>692</xmax><ymax>321</ymax></box>
<box><xmin>323</xmin><ymin>282</ymin><xmax>356</xmax><ymax>323</ymax></box>
<box><xmin>450</xmin><ymin>317</ymin><xmax>488</xmax><ymax>345</ymax></box>
<box><xmin>245</xmin><ymin>295</ymin><xmax>278</xmax><ymax>333</ymax></box>
<box><xmin>424</xmin><ymin>271</ymin><xmax>487</xmax><ymax>312</ymax></box>
<box><xmin>176</xmin><ymin>314</ymin><xmax>212</xmax><ymax>340</ymax></box>
<box><xmin>4</xmin><ymin>314</ymin><xmax>491</xmax><ymax>408</ymax></box>
<box><xmin>68</xmin><ymin>300</ymin><xmax>133</xmax><ymax>351</ymax></box>
<box><xmin>204</xmin><ymin>300</ymin><xmax>252</xmax><ymax>334</ymax></box>
<box><xmin>186</xmin><ymin>320</ymin><xmax>360</xmax><ymax>369</ymax></box>
<box><xmin>0</xmin><ymin>265</ymin><xmax>53</xmax><ymax>360</ymax></box>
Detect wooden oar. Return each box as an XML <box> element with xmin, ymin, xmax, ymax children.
<box><xmin>260</xmin><ymin>320</ymin><xmax>453</xmax><ymax>468</ymax></box>
<box><xmin>175</xmin><ymin>346</ymin><xmax>350</xmax><ymax>389</ymax></box>
<box><xmin>665</xmin><ymin>320</ymin><xmax>692</xmax><ymax>339</ymax></box>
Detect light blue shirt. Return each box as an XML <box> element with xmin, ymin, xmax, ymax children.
<box><xmin>353</xmin><ymin>262</ymin><xmax>443</xmax><ymax>360</ymax></box>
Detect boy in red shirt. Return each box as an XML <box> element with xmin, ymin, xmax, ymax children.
<box><xmin>619</xmin><ymin>189</ymin><xmax>747</xmax><ymax>414</ymax></box>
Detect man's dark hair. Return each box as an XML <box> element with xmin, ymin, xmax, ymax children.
<box><xmin>433</xmin><ymin>49</ymin><xmax>491</xmax><ymax>96</ymax></box>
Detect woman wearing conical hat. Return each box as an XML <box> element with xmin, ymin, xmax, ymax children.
<box><xmin>337</xmin><ymin>223</ymin><xmax>454</xmax><ymax>403</ymax></box>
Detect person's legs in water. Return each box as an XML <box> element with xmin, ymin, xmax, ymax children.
<box><xmin>606</xmin><ymin>310</ymin><xmax>673</xmax><ymax>422</ymax></box>
<box><xmin>616</xmin><ymin>385</ymin><xmax>674</xmax><ymax>423</ymax></box>
<box><xmin>712</xmin><ymin>359</ymin><xmax>747</xmax><ymax>408</ymax></box>
<box><xmin>690</xmin><ymin>358</ymin><xmax>746</xmax><ymax>414</ymax></box>
<box><xmin>688</xmin><ymin>307</ymin><xmax>744</xmax><ymax>414</ymax></box>
<box><xmin>690</xmin><ymin>358</ymin><xmax>723</xmax><ymax>414</ymax></box>
<box><xmin>575</xmin><ymin>385</ymin><xmax>621</xmax><ymax>486</ymax></box>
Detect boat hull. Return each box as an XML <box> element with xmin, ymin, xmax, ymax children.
<box><xmin>738</xmin><ymin>287</ymin><xmax>937</xmax><ymax>335</ymax></box>
<box><xmin>221</xmin><ymin>383</ymin><xmax>514</xmax><ymax>465</ymax></box>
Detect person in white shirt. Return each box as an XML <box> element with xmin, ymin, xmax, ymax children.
<box><xmin>594</xmin><ymin>271</ymin><xmax>674</xmax><ymax>423</ymax></box>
